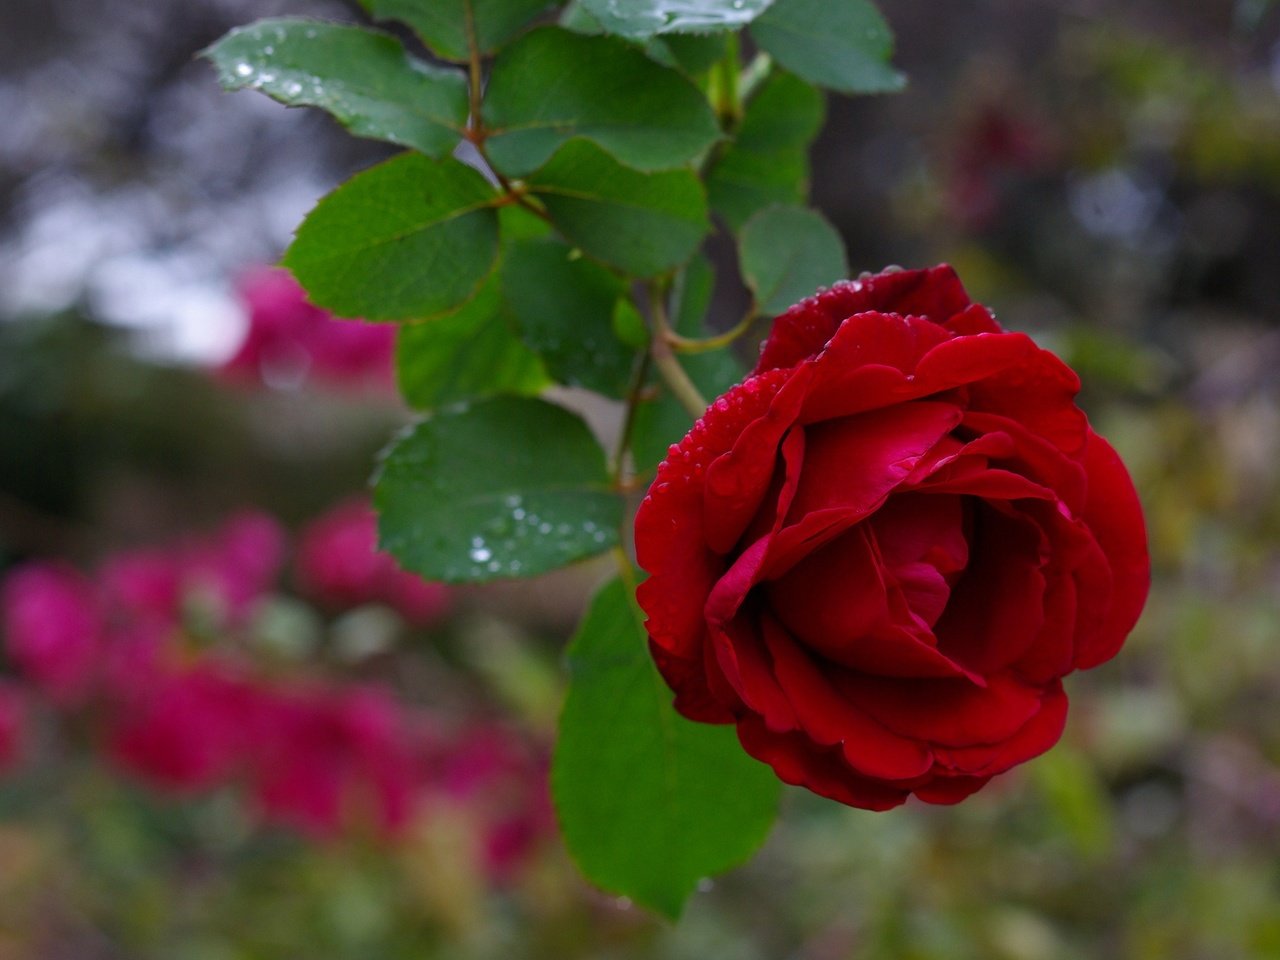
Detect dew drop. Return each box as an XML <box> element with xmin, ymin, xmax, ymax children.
<box><xmin>234</xmin><ymin>62</ymin><xmax>253</xmax><ymax>77</ymax></box>
<box><xmin>470</xmin><ymin>546</ymin><xmax>493</xmax><ymax>563</ymax></box>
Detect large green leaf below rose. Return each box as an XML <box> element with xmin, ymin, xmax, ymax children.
<box><xmin>283</xmin><ymin>153</ymin><xmax>499</xmax><ymax>321</ymax></box>
<box><xmin>203</xmin><ymin>19</ymin><xmax>468</xmax><ymax>159</ymax></box>
<box><xmin>749</xmin><ymin>0</ymin><xmax>904</xmax><ymax>95</ymax></box>
<box><xmin>375</xmin><ymin>397</ymin><xmax>621</xmax><ymax>582</ymax></box>
<box><xmin>358</xmin><ymin>0</ymin><xmax>558</xmax><ymax>61</ymax></box>
<box><xmin>553</xmin><ymin>575</ymin><xmax>781</xmax><ymax>918</ymax></box>
<box><xmin>482</xmin><ymin>27</ymin><xmax>721</xmax><ymax>175</ymax></box>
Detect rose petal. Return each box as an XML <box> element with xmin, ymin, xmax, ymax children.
<box><xmin>912</xmin><ymin>774</ymin><xmax>992</xmax><ymax>805</ymax></box>
<box><xmin>649</xmin><ymin>642</ymin><xmax>736</xmax><ymax>723</ymax></box>
<box><xmin>786</xmin><ymin>401</ymin><xmax>963</xmax><ymax>521</ymax></box>
<box><xmin>963</xmin><ymin>411</ymin><xmax>1088</xmax><ymax>514</ymax></box>
<box><xmin>931</xmin><ymin>681</ymin><xmax>1068</xmax><ymax>777</ymax></box>
<box><xmin>960</xmin><ymin>344</ymin><xmax>1088</xmax><ymax>455</ymax></box>
<box><xmin>766</xmin><ymin>525</ymin><xmax>978</xmax><ymax>681</ymax></box>
<box><xmin>933</xmin><ymin>503</ymin><xmax>1048</xmax><ymax>674</ymax></box>
<box><xmin>760</xmin><ymin>616</ymin><xmax>935</xmax><ymax>779</ymax></box>
<box><xmin>945</xmin><ymin>303</ymin><xmax>1002</xmax><ymax>336</ymax></box>
<box><xmin>736</xmin><ymin>715</ymin><xmax>912</xmax><ymax>811</ymax></box>
<box><xmin>707</xmin><ymin>617</ymin><xmax>798</xmax><ymax>732</ymax></box>
<box><xmin>833</xmin><ymin>671</ymin><xmax>1042</xmax><ymax>747</ymax></box>
<box><xmin>754</xmin><ymin>265</ymin><xmax>975</xmax><ymax>374</ymax></box>
<box><xmin>1075</xmin><ymin>432</ymin><xmax>1150</xmax><ymax>668</ymax></box>
<box><xmin>636</xmin><ymin>369</ymin><xmax>792</xmax><ymax>663</ymax></box>
<box><xmin>797</xmin><ymin>313</ymin><xmax>957</xmax><ymax>422</ymax></box>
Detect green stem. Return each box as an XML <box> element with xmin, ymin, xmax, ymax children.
<box><xmin>712</xmin><ymin>33</ymin><xmax>742</xmax><ymax>126</ymax></box>
<box><xmin>648</xmin><ymin>280</ymin><xmax>708</xmax><ymax>419</ymax></box>
<box><xmin>463</xmin><ymin>0</ymin><xmax>485</xmax><ymax>142</ymax></box>
<box><xmin>666</xmin><ymin>306</ymin><xmax>757</xmax><ymax>354</ymax></box>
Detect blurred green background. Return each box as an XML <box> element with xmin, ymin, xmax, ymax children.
<box><xmin>1</xmin><ymin>1</ymin><xmax>1279</xmax><ymax>957</ymax></box>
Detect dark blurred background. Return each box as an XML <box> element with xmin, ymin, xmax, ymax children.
<box><xmin>1</xmin><ymin>1</ymin><xmax>1278</xmax><ymax>958</ymax></box>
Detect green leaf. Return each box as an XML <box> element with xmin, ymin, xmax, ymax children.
<box><xmin>526</xmin><ymin>139</ymin><xmax>709</xmax><ymax>276</ymax></box>
<box><xmin>580</xmin><ymin>0</ymin><xmax>774</xmax><ymax>38</ymax></box>
<box><xmin>498</xmin><ymin>204</ymin><xmax>553</xmax><ymax>241</ymax></box>
<box><xmin>734</xmin><ymin>69</ymin><xmax>826</xmax><ymax>153</ymax></box>
<box><xmin>396</xmin><ymin>272</ymin><xmax>549</xmax><ymax>409</ymax></box>
<box><xmin>283</xmin><ymin>153</ymin><xmax>499</xmax><ymax>321</ymax></box>
<box><xmin>749</xmin><ymin>0</ymin><xmax>905</xmax><ymax>94</ymax></box>
<box><xmin>631</xmin><ymin>255</ymin><xmax>743</xmax><ymax>471</ymax></box>
<box><xmin>203</xmin><ymin>19</ymin><xmax>468</xmax><ymax>158</ymax></box>
<box><xmin>375</xmin><ymin>397</ymin><xmax>621</xmax><ymax>581</ymax></box>
<box><xmin>502</xmin><ymin>238</ymin><xmax>636</xmax><ymax>396</ymax></box>
<box><xmin>655</xmin><ymin>32</ymin><xmax>729</xmax><ymax>75</ymax></box>
<box><xmin>560</xmin><ymin>1</ymin><xmax>604</xmax><ymax>32</ymax></box>
<box><xmin>553</xmin><ymin>576</ymin><xmax>780</xmax><ymax>918</ymax></box>
<box><xmin>739</xmin><ymin>204</ymin><xmax>847</xmax><ymax>316</ymax></box>
<box><xmin>706</xmin><ymin>70</ymin><xmax>824</xmax><ymax>230</ymax></box>
<box><xmin>359</xmin><ymin>0</ymin><xmax>556</xmax><ymax>61</ymax></box>
<box><xmin>482</xmin><ymin>27</ymin><xmax>721</xmax><ymax>175</ymax></box>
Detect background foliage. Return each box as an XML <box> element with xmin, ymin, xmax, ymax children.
<box><xmin>1</xmin><ymin>0</ymin><xmax>1279</xmax><ymax>956</ymax></box>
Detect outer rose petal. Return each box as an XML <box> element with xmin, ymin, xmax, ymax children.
<box><xmin>1074</xmin><ymin>432</ymin><xmax>1151</xmax><ymax>668</ymax></box>
<box><xmin>737</xmin><ymin>715</ymin><xmax>911</xmax><ymax>811</ymax></box>
<box><xmin>755</xmin><ymin>265</ymin><xmax>976</xmax><ymax>373</ymax></box>
<box><xmin>636</xmin><ymin>370</ymin><xmax>793</xmax><ymax>715</ymax></box>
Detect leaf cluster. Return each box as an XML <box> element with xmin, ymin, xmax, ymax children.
<box><xmin>204</xmin><ymin>0</ymin><xmax>901</xmax><ymax>918</ymax></box>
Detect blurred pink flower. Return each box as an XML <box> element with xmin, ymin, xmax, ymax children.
<box><xmin>0</xmin><ymin>682</ymin><xmax>27</xmax><ymax>774</ymax></box>
<box><xmin>183</xmin><ymin>511</ymin><xmax>287</xmax><ymax>625</ymax></box>
<box><xmin>221</xmin><ymin>267</ymin><xmax>395</xmax><ymax>391</ymax></box>
<box><xmin>99</xmin><ymin>510</ymin><xmax>286</xmax><ymax>630</ymax></box>
<box><xmin>1</xmin><ymin>563</ymin><xmax>103</xmax><ymax>706</ymax></box>
<box><xmin>108</xmin><ymin>661</ymin><xmax>261</xmax><ymax>792</ymax></box>
<box><xmin>252</xmin><ymin>684</ymin><xmax>426</xmax><ymax>838</ymax></box>
<box><xmin>295</xmin><ymin>498</ymin><xmax>451</xmax><ymax>627</ymax></box>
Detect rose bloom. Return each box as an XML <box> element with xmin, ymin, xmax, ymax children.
<box><xmin>635</xmin><ymin>266</ymin><xmax>1149</xmax><ymax>809</ymax></box>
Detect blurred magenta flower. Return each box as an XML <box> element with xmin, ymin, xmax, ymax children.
<box><xmin>0</xmin><ymin>682</ymin><xmax>26</xmax><ymax>774</ymax></box>
<box><xmin>99</xmin><ymin>510</ymin><xmax>286</xmax><ymax>629</ymax></box>
<box><xmin>108</xmin><ymin>660</ymin><xmax>261</xmax><ymax>791</ymax></box>
<box><xmin>251</xmin><ymin>684</ymin><xmax>426</xmax><ymax>838</ymax></box>
<box><xmin>295</xmin><ymin>498</ymin><xmax>451</xmax><ymax>627</ymax></box>
<box><xmin>221</xmin><ymin>267</ymin><xmax>396</xmax><ymax>391</ymax></box>
<box><xmin>1</xmin><ymin>563</ymin><xmax>103</xmax><ymax>706</ymax></box>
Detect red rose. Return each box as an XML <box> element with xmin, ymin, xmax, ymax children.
<box><xmin>634</xmin><ymin>265</ymin><xmax>1149</xmax><ymax>809</ymax></box>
